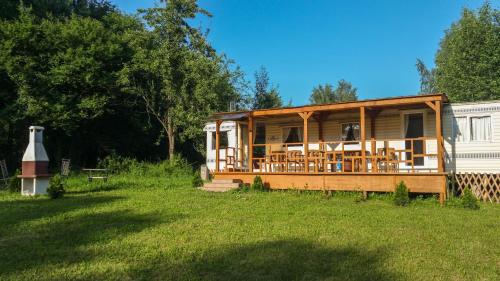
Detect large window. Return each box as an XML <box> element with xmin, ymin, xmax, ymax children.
<box><xmin>211</xmin><ymin>131</ymin><xmax>228</xmax><ymax>150</ymax></box>
<box><xmin>341</xmin><ymin>122</ymin><xmax>360</xmax><ymax>141</ymax></box>
<box><xmin>453</xmin><ymin>117</ymin><xmax>467</xmax><ymax>142</ymax></box>
<box><xmin>470</xmin><ymin>116</ymin><xmax>492</xmax><ymax>141</ymax></box>
<box><xmin>282</xmin><ymin>127</ymin><xmax>303</xmax><ymax>143</ymax></box>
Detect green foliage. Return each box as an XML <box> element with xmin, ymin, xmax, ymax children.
<box><xmin>192</xmin><ymin>172</ymin><xmax>203</xmax><ymax>188</ymax></box>
<box><xmin>98</xmin><ymin>154</ymin><xmax>193</xmax><ymax>177</ymax></box>
<box><xmin>393</xmin><ymin>181</ymin><xmax>409</xmax><ymax>206</ymax></box>
<box><xmin>8</xmin><ymin>169</ymin><xmax>21</xmax><ymax>193</ymax></box>
<box><xmin>309</xmin><ymin>80</ymin><xmax>358</xmax><ymax>105</ymax></box>
<box><xmin>435</xmin><ymin>3</ymin><xmax>500</xmax><ymax>102</ymax></box>
<box><xmin>461</xmin><ymin>187</ymin><xmax>480</xmax><ymax>210</ymax></box>
<box><xmin>415</xmin><ymin>59</ymin><xmax>438</xmax><ymax>94</ymax></box>
<box><xmin>251</xmin><ymin>176</ymin><xmax>265</xmax><ymax>191</ymax></box>
<box><xmin>47</xmin><ymin>174</ymin><xmax>65</xmax><ymax>199</ymax></box>
<box><xmin>252</xmin><ymin>66</ymin><xmax>282</xmax><ymax>109</ymax></box>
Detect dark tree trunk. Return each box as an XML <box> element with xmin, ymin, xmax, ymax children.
<box><xmin>167</xmin><ymin>116</ymin><xmax>175</xmax><ymax>160</ymax></box>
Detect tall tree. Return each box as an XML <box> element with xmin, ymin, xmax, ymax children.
<box><xmin>309</xmin><ymin>84</ymin><xmax>335</xmax><ymax>104</ymax></box>
<box><xmin>252</xmin><ymin>66</ymin><xmax>282</xmax><ymax>109</ymax></box>
<box><xmin>415</xmin><ymin>59</ymin><xmax>438</xmax><ymax>94</ymax></box>
<box><xmin>435</xmin><ymin>2</ymin><xmax>500</xmax><ymax>102</ymax></box>
<box><xmin>120</xmin><ymin>0</ymin><xmax>242</xmax><ymax>159</ymax></box>
<box><xmin>309</xmin><ymin>80</ymin><xmax>358</xmax><ymax>105</ymax></box>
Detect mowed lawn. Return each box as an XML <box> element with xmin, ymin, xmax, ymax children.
<box><xmin>0</xmin><ymin>174</ymin><xmax>499</xmax><ymax>281</ymax></box>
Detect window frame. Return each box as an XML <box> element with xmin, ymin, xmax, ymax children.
<box><xmin>340</xmin><ymin>122</ymin><xmax>360</xmax><ymax>141</ymax></box>
<box><xmin>452</xmin><ymin>116</ymin><xmax>468</xmax><ymax>143</ymax></box>
<box><xmin>211</xmin><ymin>131</ymin><xmax>229</xmax><ymax>150</ymax></box>
<box><xmin>281</xmin><ymin>126</ymin><xmax>303</xmax><ymax>144</ymax></box>
<box><xmin>469</xmin><ymin>115</ymin><xmax>493</xmax><ymax>142</ymax></box>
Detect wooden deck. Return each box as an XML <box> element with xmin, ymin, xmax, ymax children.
<box><xmin>215</xmin><ymin>172</ymin><xmax>446</xmax><ymax>194</ymax></box>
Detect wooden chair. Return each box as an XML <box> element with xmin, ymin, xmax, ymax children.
<box><xmin>0</xmin><ymin>159</ymin><xmax>8</xmax><ymax>186</ymax></box>
<box><xmin>61</xmin><ymin>159</ymin><xmax>71</xmax><ymax>178</ymax></box>
<box><xmin>377</xmin><ymin>148</ymin><xmax>399</xmax><ymax>172</ymax></box>
<box><xmin>287</xmin><ymin>150</ymin><xmax>304</xmax><ymax>172</ymax></box>
<box><xmin>225</xmin><ymin>147</ymin><xmax>236</xmax><ymax>171</ymax></box>
<box><xmin>324</xmin><ymin>151</ymin><xmax>342</xmax><ymax>172</ymax></box>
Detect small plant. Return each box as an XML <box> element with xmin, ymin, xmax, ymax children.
<box><xmin>354</xmin><ymin>189</ymin><xmax>366</xmax><ymax>203</ymax></box>
<box><xmin>461</xmin><ymin>186</ymin><xmax>479</xmax><ymax>210</ymax></box>
<box><xmin>47</xmin><ymin>175</ymin><xmax>65</xmax><ymax>199</ymax></box>
<box><xmin>8</xmin><ymin>169</ymin><xmax>21</xmax><ymax>193</ymax></box>
<box><xmin>394</xmin><ymin>181</ymin><xmax>409</xmax><ymax>206</ymax></box>
<box><xmin>191</xmin><ymin>172</ymin><xmax>203</xmax><ymax>188</ymax></box>
<box><xmin>251</xmin><ymin>176</ymin><xmax>265</xmax><ymax>191</ymax></box>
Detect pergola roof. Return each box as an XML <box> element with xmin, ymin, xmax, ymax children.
<box><xmin>210</xmin><ymin>93</ymin><xmax>447</xmax><ymax>120</ymax></box>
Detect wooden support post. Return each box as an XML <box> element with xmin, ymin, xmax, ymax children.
<box><xmin>435</xmin><ymin>100</ymin><xmax>446</xmax><ymax>205</ymax></box>
<box><xmin>360</xmin><ymin>107</ymin><xmax>366</xmax><ymax>172</ymax></box>
<box><xmin>299</xmin><ymin>112</ymin><xmax>313</xmax><ymax>173</ymax></box>
<box><xmin>215</xmin><ymin>120</ymin><xmax>222</xmax><ymax>172</ymax></box>
<box><xmin>248</xmin><ymin>115</ymin><xmax>254</xmax><ymax>172</ymax></box>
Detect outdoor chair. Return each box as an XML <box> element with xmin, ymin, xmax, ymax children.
<box><xmin>0</xmin><ymin>159</ymin><xmax>8</xmax><ymax>186</ymax></box>
<box><xmin>61</xmin><ymin>159</ymin><xmax>71</xmax><ymax>178</ymax></box>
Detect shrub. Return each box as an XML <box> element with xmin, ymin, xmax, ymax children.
<box><xmin>394</xmin><ymin>181</ymin><xmax>409</xmax><ymax>206</ymax></box>
<box><xmin>47</xmin><ymin>175</ymin><xmax>65</xmax><ymax>199</ymax></box>
<box><xmin>251</xmin><ymin>176</ymin><xmax>265</xmax><ymax>191</ymax></box>
<box><xmin>8</xmin><ymin>169</ymin><xmax>21</xmax><ymax>193</ymax></box>
<box><xmin>461</xmin><ymin>186</ymin><xmax>479</xmax><ymax>210</ymax></box>
<box><xmin>98</xmin><ymin>154</ymin><xmax>138</xmax><ymax>174</ymax></box>
<box><xmin>192</xmin><ymin>172</ymin><xmax>203</xmax><ymax>188</ymax></box>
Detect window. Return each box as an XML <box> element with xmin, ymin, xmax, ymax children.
<box><xmin>253</xmin><ymin>123</ymin><xmax>266</xmax><ymax>157</ymax></box>
<box><xmin>470</xmin><ymin>116</ymin><xmax>492</xmax><ymax>141</ymax></box>
<box><xmin>453</xmin><ymin>117</ymin><xmax>467</xmax><ymax>142</ymax></box>
<box><xmin>211</xmin><ymin>131</ymin><xmax>228</xmax><ymax>150</ymax></box>
<box><xmin>282</xmin><ymin>127</ymin><xmax>303</xmax><ymax>143</ymax></box>
<box><xmin>341</xmin><ymin>122</ymin><xmax>360</xmax><ymax>141</ymax></box>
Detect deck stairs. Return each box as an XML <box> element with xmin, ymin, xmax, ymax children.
<box><xmin>201</xmin><ymin>179</ymin><xmax>240</xmax><ymax>192</ymax></box>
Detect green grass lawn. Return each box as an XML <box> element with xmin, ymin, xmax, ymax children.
<box><xmin>0</xmin><ymin>173</ymin><xmax>499</xmax><ymax>281</ymax></box>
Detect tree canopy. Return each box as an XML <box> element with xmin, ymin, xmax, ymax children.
<box><xmin>252</xmin><ymin>66</ymin><xmax>282</xmax><ymax>109</ymax></box>
<box><xmin>309</xmin><ymin>80</ymin><xmax>358</xmax><ymax>105</ymax></box>
<box><xmin>434</xmin><ymin>3</ymin><xmax>500</xmax><ymax>102</ymax></box>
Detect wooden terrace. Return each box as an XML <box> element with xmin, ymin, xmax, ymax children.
<box><xmin>210</xmin><ymin>93</ymin><xmax>448</xmax><ymax>203</ymax></box>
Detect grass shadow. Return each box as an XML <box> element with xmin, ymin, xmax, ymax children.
<box><xmin>130</xmin><ymin>239</ymin><xmax>399</xmax><ymax>281</ymax></box>
<box><xmin>0</xmin><ymin>207</ymin><xmax>184</xmax><ymax>277</ymax></box>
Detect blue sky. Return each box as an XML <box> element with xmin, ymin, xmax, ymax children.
<box><xmin>112</xmin><ymin>0</ymin><xmax>489</xmax><ymax>105</ymax></box>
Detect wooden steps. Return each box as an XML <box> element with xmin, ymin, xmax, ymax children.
<box><xmin>201</xmin><ymin>179</ymin><xmax>240</xmax><ymax>192</ymax></box>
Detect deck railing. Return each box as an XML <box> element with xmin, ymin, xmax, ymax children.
<box><xmin>217</xmin><ymin>137</ymin><xmax>440</xmax><ymax>174</ymax></box>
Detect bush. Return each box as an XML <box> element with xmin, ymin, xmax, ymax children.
<box><xmin>47</xmin><ymin>175</ymin><xmax>65</xmax><ymax>199</ymax></box>
<box><xmin>98</xmin><ymin>154</ymin><xmax>139</xmax><ymax>174</ymax></box>
<box><xmin>394</xmin><ymin>181</ymin><xmax>409</xmax><ymax>206</ymax></box>
<box><xmin>251</xmin><ymin>176</ymin><xmax>265</xmax><ymax>191</ymax></box>
<box><xmin>461</xmin><ymin>186</ymin><xmax>479</xmax><ymax>210</ymax></box>
<box><xmin>192</xmin><ymin>172</ymin><xmax>203</xmax><ymax>188</ymax></box>
<box><xmin>8</xmin><ymin>169</ymin><xmax>21</xmax><ymax>193</ymax></box>
<box><xmin>98</xmin><ymin>154</ymin><xmax>193</xmax><ymax>177</ymax></box>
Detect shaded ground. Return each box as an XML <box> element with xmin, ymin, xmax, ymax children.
<box><xmin>0</xmin><ymin>174</ymin><xmax>498</xmax><ymax>280</ymax></box>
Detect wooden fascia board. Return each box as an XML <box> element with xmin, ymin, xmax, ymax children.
<box><xmin>252</xmin><ymin>95</ymin><xmax>443</xmax><ymax>117</ymax></box>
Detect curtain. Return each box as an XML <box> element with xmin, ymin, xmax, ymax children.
<box><xmin>404</xmin><ymin>114</ymin><xmax>410</xmax><ymax>137</ymax></box>
<box><xmin>282</xmin><ymin>127</ymin><xmax>292</xmax><ymax>143</ymax></box>
<box><xmin>297</xmin><ymin>127</ymin><xmax>303</xmax><ymax>142</ymax></box>
<box><xmin>454</xmin><ymin>117</ymin><xmax>467</xmax><ymax>142</ymax></box>
<box><xmin>470</xmin><ymin>116</ymin><xmax>491</xmax><ymax>141</ymax></box>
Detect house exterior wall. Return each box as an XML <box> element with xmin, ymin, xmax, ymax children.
<box><xmin>443</xmin><ymin>101</ymin><xmax>500</xmax><ymax>173</ymax></box>
<box><xmin>204</xmin><ymin>121</ymin><xmax>238</xmax><ymax>171</ymax></box>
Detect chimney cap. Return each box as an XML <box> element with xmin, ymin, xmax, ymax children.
<box><xmin>29</xmin><ymin>126</ymin><xmax>44</xmax><ymax>130</ymax></box>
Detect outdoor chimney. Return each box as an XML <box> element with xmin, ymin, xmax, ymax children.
<box><xmin>19</xmin><ymin>126</ymin><xmax>50</xmax><ymax>195</ymax></box>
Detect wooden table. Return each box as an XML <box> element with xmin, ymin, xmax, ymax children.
<box><xmin>82</xmin><ymin>168</ymin><xmax>109</xmax><ymax>182</ymax></box>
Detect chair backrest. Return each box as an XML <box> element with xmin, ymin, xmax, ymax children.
<box><xmin>0</xmin><ymin>159</ymin><xmax>8</xmax><ymax>185</ymax></box>
<box><xmin>61</xmin><ymin>159</ymin><xmax>71</xmax><ymax>176</ymax></box>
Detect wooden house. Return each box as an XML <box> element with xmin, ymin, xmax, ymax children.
<box><xmin>204</xmin><ymin>93</ymin><xmax>499</xmax><ymax>203</ymax></box>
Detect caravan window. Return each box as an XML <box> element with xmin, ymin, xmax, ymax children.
<box><xmin>211</xmin><ymin>131</ymin><xmax>228</xmax><ymax>150</ymax></box>
<box><xmin>470</xmin><ymin>116</ymin><xmax>492</xmax><ymax>141</ymax></box>
<box><xmin>453</xmin><ymin>117</ymin><xmax>467</xmax><ymax>142</ymax></box>
<box><xmin>341</xmin><ymin>123</ymin><xmax>360</xmax><ymax>141</ymax></box>
<box><xmin>282</xmin><ymin>127</ymin><xmax>303</xmax><ymax>144</ymax></box>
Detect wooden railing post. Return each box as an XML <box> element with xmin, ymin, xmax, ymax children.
<box><xmin>360</xmin><ymin>107</ymin><xmax>366</xmax><ymax>172</ymax></box>
<box><xmin>299</xmin><ymin>112</ymin><xmax>313</xmax><ymax>173</ymax></box>
<box><xmin>248</xmin><ymin>115</ymin><xmax>253</xmax><ymax>172</ymax></box>
<box><xmin>215</xmin><ymin>120</ymin><xmax>222</xmax><ymax>172</ymax></box>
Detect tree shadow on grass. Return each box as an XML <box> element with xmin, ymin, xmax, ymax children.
<box><xmin>0</xmin><ymin>195</ymin><xmax>125</xmax><ymax>232</ymax></box>
<box><xmin>0</xmin><ymin>207</ymin><xmax>185</xmax><ymax>277</ymax></box>
<box><xmin>130</xmin><ymin>239</ymin><xmax>400</xmax><ymax>281</ymax></box>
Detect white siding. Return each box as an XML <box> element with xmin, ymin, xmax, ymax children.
<box><xmin>443</xmin><ymin>101</ymin><xmax>500</xmax><ymax>173</ymax></box>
